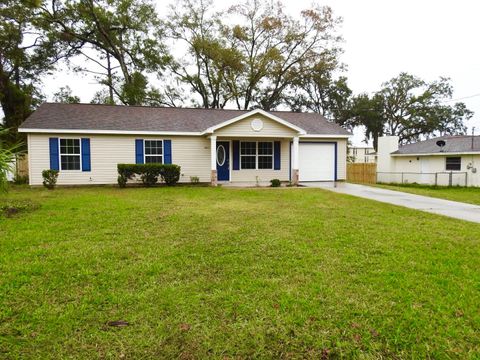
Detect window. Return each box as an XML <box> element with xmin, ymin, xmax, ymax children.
<box><xmin>446</xmin><ymin>157</ymin><xmax>461</xmax><ymax>171</ymax></box>
<box><xmin>60</xmin><ymin>138</ymin><xmax>81</xmax><ymax>170</ymax></box>
<box><xmin>240</xmin><ymin>141</ymin><xmax>256</xmax><ymax>169</ymax></box>
<box><xmin>240</xmin><ymin>141</ymin><xmax>273</xmax><ymax>170</ymax></box>
<box><xmin>145</xmin><ymin>140</ymin><xmax>163</xmax><ymax>164</ymax></box>
<box><xmin>258</xmin><ymin>142</ymin><xmax>273</xmax><ymax>169</ymax></box>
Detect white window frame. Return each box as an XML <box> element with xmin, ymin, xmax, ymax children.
<box><xmin>59</xmin><ymin>138</ymin><xmax>82</xmax><ymax>171</ymax></box>
<box><xmin>240</xmin><ymin>141</ymin><xmax>274</xmax><ymax>170</ymax></box>
<box><xmin>144</xmin><ymin>139</ymin><xmax>164</xmax><ymax>164</ymax></box>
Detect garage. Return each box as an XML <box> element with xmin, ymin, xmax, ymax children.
<box><xmin>298</xmin><ymin>142</ymin><xmax>336</xmax><ymax>181</ymax></box>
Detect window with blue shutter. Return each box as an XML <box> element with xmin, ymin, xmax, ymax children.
<box><xmin>49</xmin><ymin>138</ymin><xmax>59</xmax><ymax>170</ymax></box>
<box><xmin>81</xmin><ymin>138</ymin><xmax>91</xmax><ymax>171</ymax></box>
<box><xmin>163</xmin><ymin>140</ymin><xmax>172</xmax><ymax>164</ymax></box>
<box><xmin>274</xmin><ymin>141</ymin><xmax>281</xmax><ymax>170</ymax></box>
<box><xmin>135</xmin><ymin>139</ymin><xmax>144</xmax><ymax>164</ymax></box>
<box><xmin>233</xmin><ymin>140</ymin><xmax>240</xmax><ymax>170</ymax></box>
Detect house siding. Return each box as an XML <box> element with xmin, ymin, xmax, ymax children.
<box><xmin>28</xmin><ymin>134</ymin><xmax>211</xmax><ymax>185</ymax></box>
<box><xmin>388</xmin><ymin>155</ymin><xmax>479</xmax><ymax>186</ymax></box>
<box><xmin>214</xmin><ymin>114</ymin><xmax>299</xmax><ymax>137</ymax></box>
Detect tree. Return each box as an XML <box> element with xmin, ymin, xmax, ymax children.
<box><xmin>350</xmin><ymin>73</ymin><xmax>473</xmax><ymax>150</ymax></box>
<box><xmin>166</xmin><ymin>0</ymin><xmax>243</xmax><ymax>109</ymax></box>
<box><xmin>0</xmin><ymin>0</ymin><xmax>60</xmax><ymax>144</ymax></box>
<box><xmin>285</xmin><ymin>58</ymin><xmax>352</xmax><ymax>124</ymax></box>
<box><xmin>226</xmin><ymin>0</ymin><xmax>343</xmax><ymax>110</ymax></box>
<box><xmin>52</xmin><ymin>86</ymin><xmax>80</xmax><ymax>103</ymax></box>
<box><xmin>349</xmin><ymin>93</ymin><xmax>385</xmax><ymax>150</ymax></box>
<box><xmin>40</xmin><ymin>0</ymin><xmax>171</xmax><ymax>106</ymax></box>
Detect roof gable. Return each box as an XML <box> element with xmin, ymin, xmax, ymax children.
<box><xmin>205</xmin><ymin>109</ymin><xmax>305</xmax><ymax>134</ymax></box>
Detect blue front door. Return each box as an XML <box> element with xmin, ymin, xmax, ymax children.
<box><xmin>216</xmin><ymin>141</ymin><xmax>230</xmax><ymax>181</ymax></box>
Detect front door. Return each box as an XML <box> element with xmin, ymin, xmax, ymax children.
<box><xmin>216</xmin><ymin>141</ymin><xmax>230</xmax><ymax>181</ymax></box>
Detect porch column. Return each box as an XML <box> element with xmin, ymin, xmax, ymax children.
<box><xmin>292</xmin><ymin>136</ymin><xmax>300</xmax><ymax>185</ymax></box>
<box><xmin>210</xmin><ymin>136</ymin><xmax>217</xmax><ymax>186</ymax></box>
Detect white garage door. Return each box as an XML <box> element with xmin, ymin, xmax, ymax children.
<box><xmin>298</xmin><ymin>143</ymin><xmax>336</xmax><ymax>181</ymax></box>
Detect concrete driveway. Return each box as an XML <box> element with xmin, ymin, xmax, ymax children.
<box><xmin>301</xmin><ymin>182</ymin><xmax>480</xmax><ymax>223</ymax></box>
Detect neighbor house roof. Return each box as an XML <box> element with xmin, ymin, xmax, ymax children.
<box><xmin>392</xmin><ymin>135</ymin><xmax>480</xmax><ymax>155</ymax></box>
<box><xmin>18</xmin><ymin>103</ymin><xmax>351</xmax><ymax>136</ymax></box>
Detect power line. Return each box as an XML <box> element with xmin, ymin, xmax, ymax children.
<box><xmin>441</xmin><ymin>93</ymin><xmax>480</xmax><ymax>103</ymax></box>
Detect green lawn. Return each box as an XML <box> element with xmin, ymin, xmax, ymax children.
<box><xmin>374</xmin><ymin>183</ymin><xmax>480</xmax><ymax>205</ymax></box>
<box><xmin>1</xmin><ymin>186</ymin><xmax>479</xmax><ymax>359</ymax></box>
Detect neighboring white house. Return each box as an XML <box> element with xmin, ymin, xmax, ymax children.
<box><xmin>19</xmin><ymin>103</ymin><xmax>351</xmax><ymax>186</ymax></box>
<box><xmin>377</xmin><ymin>135</ymin><xmax>480</xmax><ymax>186</ymax></box>
<box><xmin>348</xmin><ymin>146</ymin><xmax>376</xmax><ymax>163</ymax></box>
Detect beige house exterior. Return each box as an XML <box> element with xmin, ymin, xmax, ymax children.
<box><xmin>377</xmin><ymin>136</ymin><xmax>480</xmax><ymax>186</ymax></box>
<box><xmin>348</xmin><ymin>146</ymin><xmax>376</xmax><ymax>163</ymax></box>
<box><xmin>20</xmin><ymin>104</ymin><xmax>350</xmax><ymax>186</ymax></box>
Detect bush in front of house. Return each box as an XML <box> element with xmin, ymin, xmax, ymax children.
<box><xmin>117</xmin><ymin>164</ymin><xmax>181</xmax><ymax>187</ymax></box>
<box><xmin>270</xmin><ymin>179</ymin><xmax>281</xmax><ymax>187</ymax></box>
<box><xmin>160</xmin><ymin>164</ymin><xmax>181</xmax><ymax>186</ymax></box>
<box><xmin>42</xmin><ymin>169</ymin><xmax>59</xmax><ymax>189</ymax></box>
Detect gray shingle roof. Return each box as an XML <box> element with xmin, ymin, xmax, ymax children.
<box><xmin>19</xmin><ymin>103</ymin><xmax>351</xmax><ymax>136</ymax></box>
<box><xmin>393</xmin><ymin>135</ymin><xmax>480</xmax><ymax>155</ymax></box>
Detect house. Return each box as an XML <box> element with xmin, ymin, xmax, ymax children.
<box><xmin>348</xmin><ymin>146</ymin><xmax>376</xmax><ymax>163</ymax></box>
<box><xmin>377</xmin><ymin>135</ymin><xmax>480</xmax><ymax>186</ymax></box>
<box><xmin>18</xmin><ymin>103</ymin><xmax>351</xmax><ymax>186</ymax></box>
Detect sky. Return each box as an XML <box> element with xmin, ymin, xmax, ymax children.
<box><xmin>41</xmin><ymin>0</ymin><xmax>480</xmax><ymax>146</ymax></box>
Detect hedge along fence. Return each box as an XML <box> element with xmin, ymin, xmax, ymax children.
<box><xmin>117</xmin><ymin>164</ymin><xmax>181</xmax><ymax>187</ymax></box>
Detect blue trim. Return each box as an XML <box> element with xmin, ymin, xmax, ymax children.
<box><xmin>49</xmin><ymin>138</ymin><xmax>59</xmax><ymax>171</ymax></box>
<box><xmin>81</xmin><ymin>138</ymin><xmax>91</xmax><ymax>172</ymax></box>
<box><xmin>164</xmin><ymin>140</ymin><xmax>172</xmax><ymax>164</ymax></box>
<box><xmin>232</xmin><ymin>140</ymin><xmax>240</xmax><ymax>170</ymax></box>
<box><xmin>289</xmin><ymin>141</ymin><xmax>338</xmax><ymax>181</ymax></box>
<box><xmin>274</xmin><ymin>141</ymin><xmax>281</xmax><ymax>170</ymax></box>
<box><xmin>135</xmin><ymin>139</ymin><xmax>144</xmax><ymax>164</ymax></box>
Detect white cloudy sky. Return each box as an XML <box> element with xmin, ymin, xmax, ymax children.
<box><xmin>42</xmin><ymin>0</ymin><xmax>480</xmax><ymax>145</ymax></box>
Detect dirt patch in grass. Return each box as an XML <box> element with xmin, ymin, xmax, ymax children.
<box><xmin>0</xmin><ymin>201</ymin><xmax>39</xmax><ymax>218</ymax></box>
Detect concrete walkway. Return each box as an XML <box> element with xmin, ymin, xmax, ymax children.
<box><xmin>301</xmin><ymin>182</ymin><xmax>480</xmax><ymax>223</ymax></box>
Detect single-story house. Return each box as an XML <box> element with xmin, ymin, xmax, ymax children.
<box><xmin>377</xmin><ymin>135</ymin><xmax>480</xmax><ymax>186</ymax></box>
<box><xmin>19</xmin><ymin>103</ymin><xmax>350</xmax><ymax>186</ymax></box>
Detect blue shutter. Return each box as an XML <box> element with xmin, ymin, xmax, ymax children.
<box><xmin>163</xmin><ymin>140</ymin><xmax>172</xmax><ymax>164</ymax></box>
<box><xmin>135</xmin><ymin>139</ymin><xmax>144</xmax><ymax>164</ymax></box>
<box><xmin>49</xmin><ymin>138</ymin><xmax>59</xmax><ymax>170</ymax></box>
<box><xmin>81</xmin><ymin>138</ymin><xmax>91</xmax><ymax>171</ymax></box>
<box><xmin>274</xmin><ymin>141</ymin><xmax>281</xmax><ymax>170</ymax></box>
<box><xmin>233</xmin><ymin>140</ymin><xmax>240</xmax><ymax>170</ymax></box>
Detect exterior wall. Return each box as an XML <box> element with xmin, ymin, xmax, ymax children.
<box><xmin>28</xmin><ymin>132</ymin><xmax>349</xmax><ymax>186</ymax></box>
<box><xmin>348</xmin><ymin>147</ymin><xmax>376</xmax><ymax>163</ymax></box>
<box><xmin>299</xmin><ymin>138</ymin><xmax>347</xmax><ymax>181</ymax></box>
<box><xmin>390</xmin><ymin>155</ymin><xmax>479</xmax><ymax>186</ymax></box>
<box><xmin>227</xmin><ymin>138</ymin><xmax>291</xmax><ymax>183</ymax></box>
<box><xmin>28</xmin><ymin>134</ymin><xmax>211</xmax><ymax>185</ymax></box>
<box><xmin>214</xmin><ymin>114</ymin><xmax>298</xmax><ymax>137</ymax></box>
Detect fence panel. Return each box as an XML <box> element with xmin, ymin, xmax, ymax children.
<box><xmin>16</xmin><ymin>154</ymin><xmax>29</xmax><ymax>177</ymax></box>
<box><xmin>347</xmin><ymin>163</ymin><xmax>377</xmax><ymax>184</ymax></box>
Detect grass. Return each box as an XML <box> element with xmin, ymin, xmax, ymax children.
<box><xmin>373</xmin><ymin>183</ymin><xmax>480</xmax><ymax>205</ymax></box>
<box><xmin>0</xmin><ymin>186</ymin><xmax>479</xmax><ymax>359</ymax></box>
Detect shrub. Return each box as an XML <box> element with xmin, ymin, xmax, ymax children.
<box><xmin>190</xmin><ymin>176</ymin><xmax>200</xmax><ymax>184</ymax></box>
<box><xmin>160</xmin><ymin>164</ymin><xmax>181</xmax><ymax>186</ymax></box>
<box><xmin>42</xmin><ymin>169</ymin><xmax>59</xmax><ymax>189</ymax></box>
<box><xmin>270</xmin><ymin>179</ymin><xmax>281</xmax><ymax>187</ymax></box>
<box><xmin>117</xmin><ymin>164</ymin><xmax>181</xmax><ymax>187</ymax></box>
